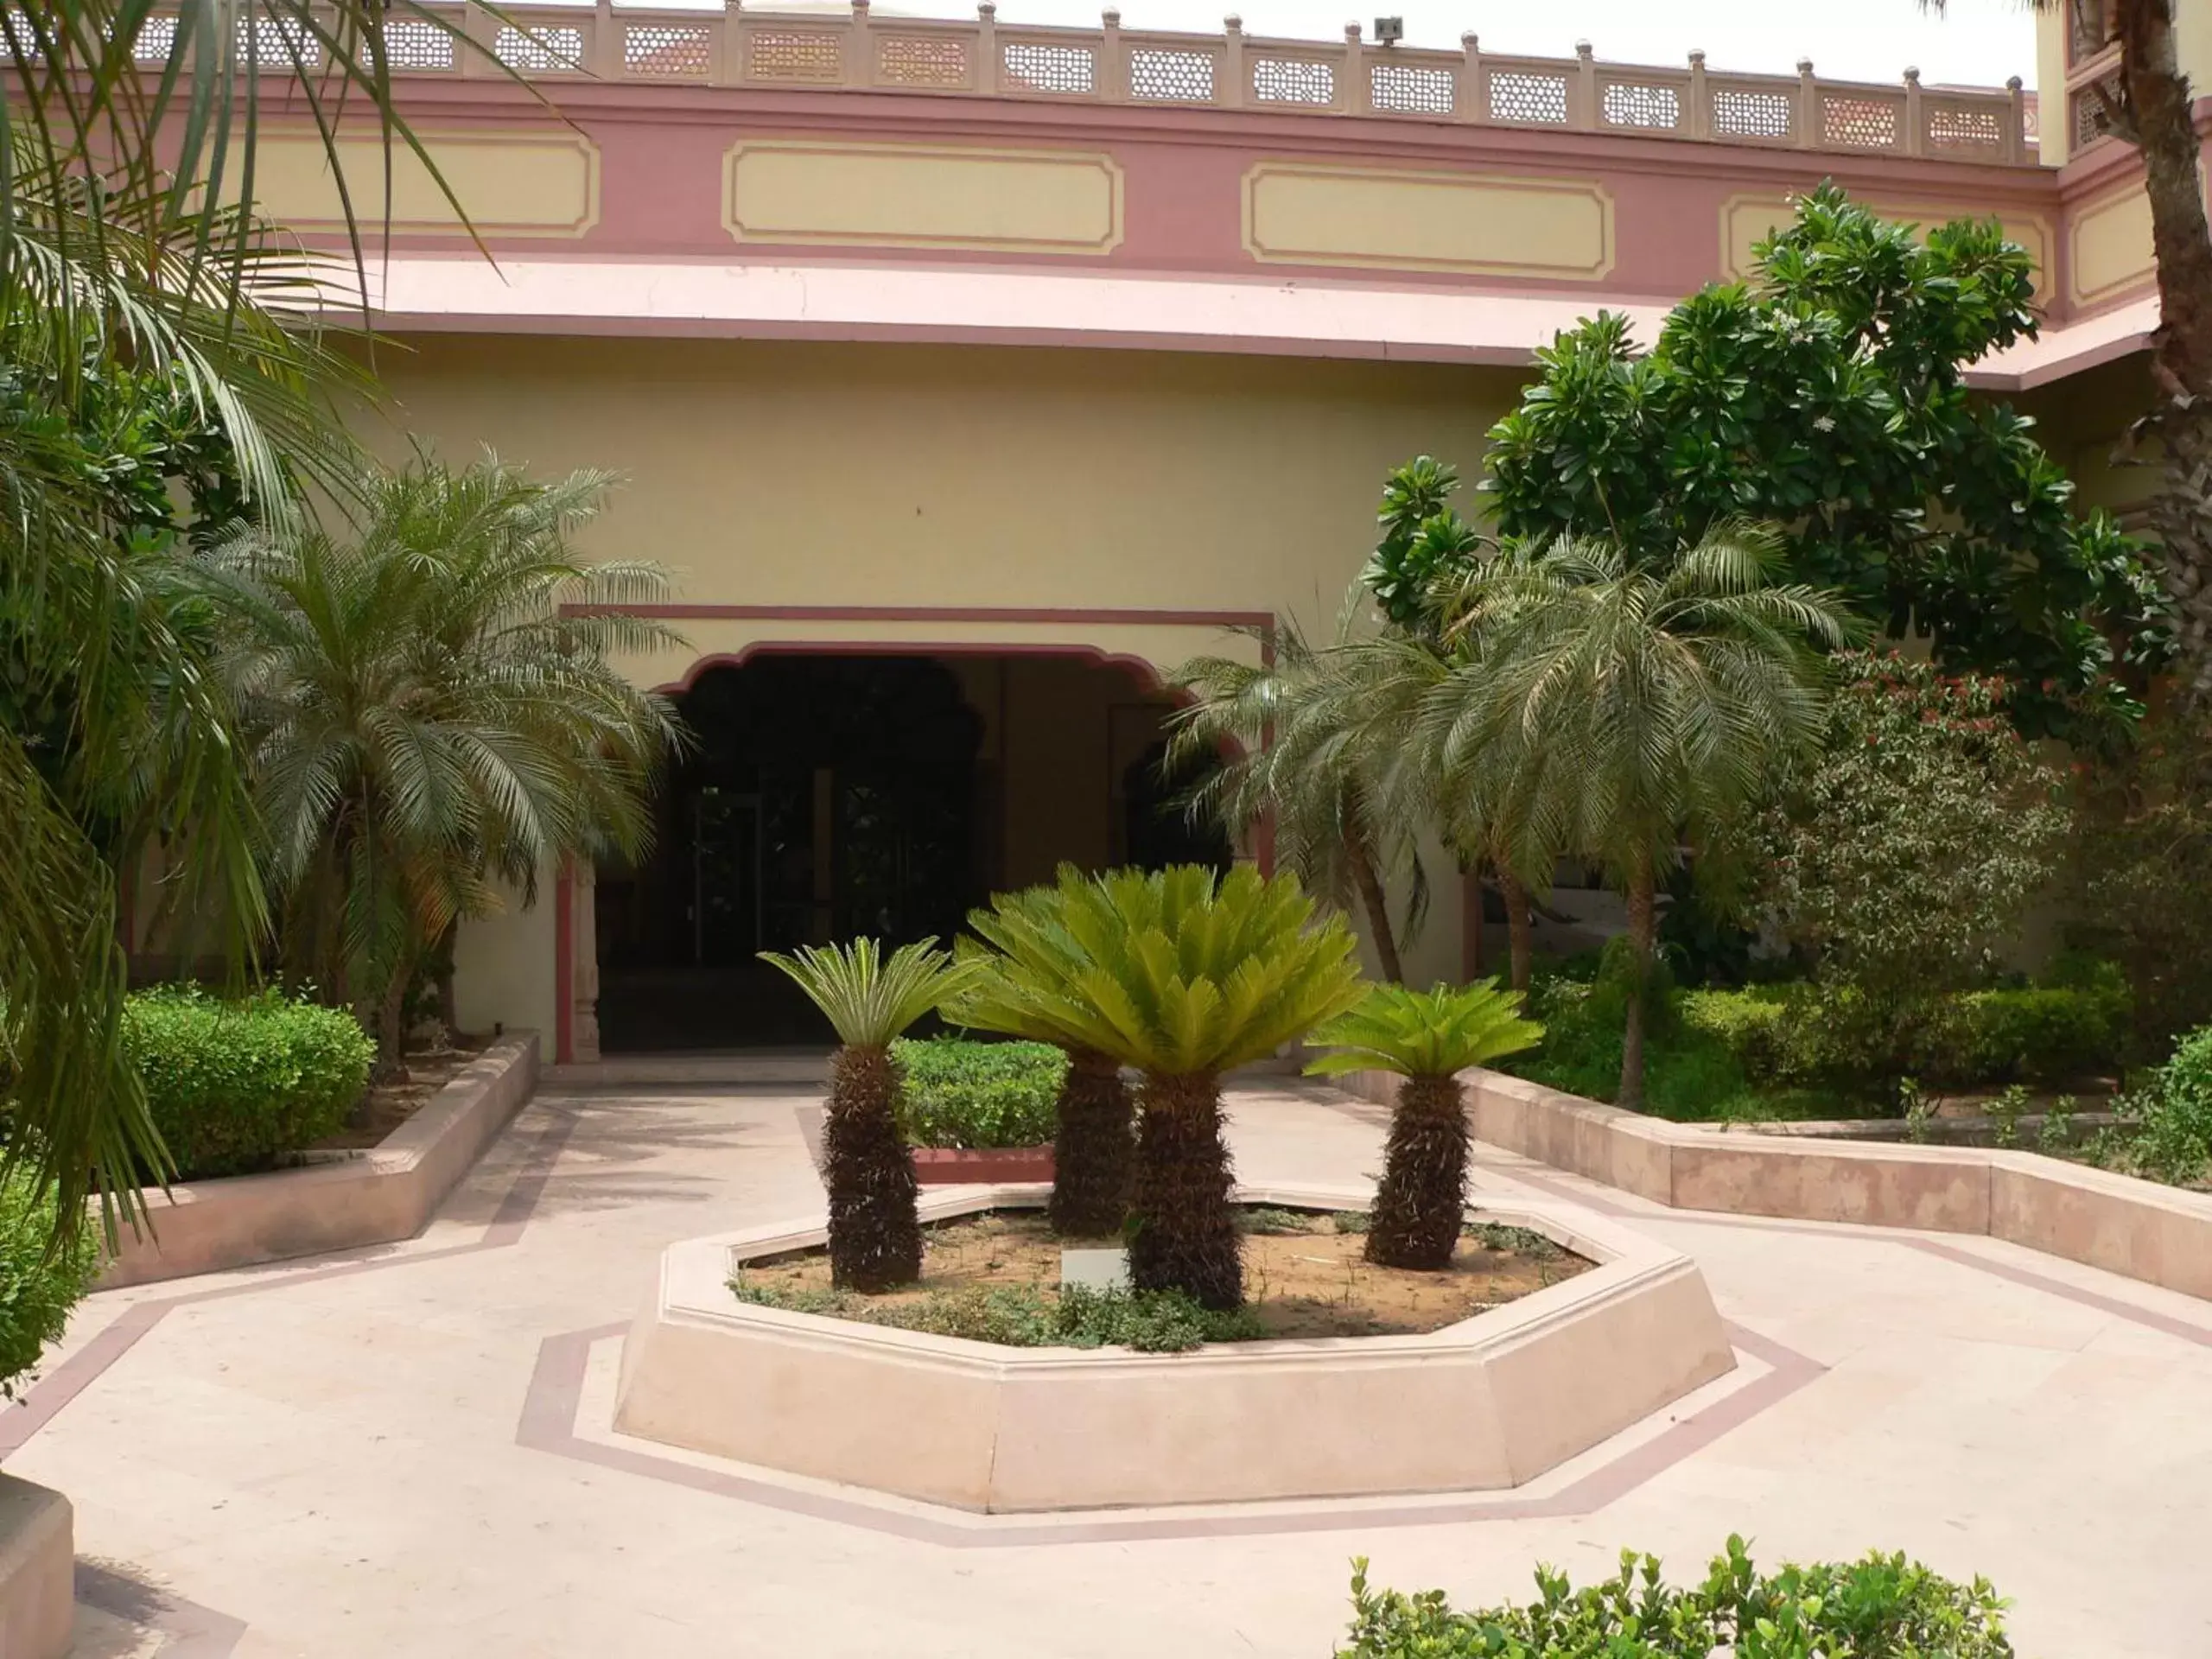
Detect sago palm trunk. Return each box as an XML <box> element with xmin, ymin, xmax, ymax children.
<box><xmin>1048</xmin><ymin>1048</ymin><xmax>1134</xmax><ymax>1237</ymax></box>
<box><xmin>823</xmin><ymin>1043</ymin><xmax>924</xmax><ymax>1290</ymax></box>
<box><xmin>2119</xmin><ymin>0</ymin><xmax>2212</xmax><ymax>696</ymax></box>
<box><xmin>1366</xmin><ymin>1072</ymin><xmax>1470</xmax><ymax>1271</ymax></box>
<box><xmin>1618</xmin><ymin>863</ymin><xmax>1657</xmax><ymax>1111</ymax></box>
<box><xmin>1129</xmin><ymin>1071</ymin><xmax>1243</xmax><ymax>1309</ymax></box>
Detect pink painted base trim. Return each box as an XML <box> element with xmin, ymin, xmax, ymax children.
<box><xmin>912</xmin><ymin>1146</ymin><xmax>1055</xmax><ymax>1185</ymax></box>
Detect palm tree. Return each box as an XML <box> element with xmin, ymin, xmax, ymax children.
<box><xmin>760</xmin><ymin>938</ymin><xmax>982</xmax><ymax>1290</ymax></box>
<box><xmin>952</xmin><ymin>875</ymin><xmax>1137</xmax><ymax>1237</ymax></box>
<box><xmin>197</xmin><ymin>454</ymin><xmax>684</xmax><ymax>1064</ymax></box>
<box><xmin>972</xmin><ymin>865</ymin><xmax>1363</xmax><ymax>1308</ymax></box>
<box><xmin>1</xmin><ymin>1</ymin><xmax>518</xmax><ymax>1232</ymax></box>
<box><xmin>1305</xmin><ymin>981</ymin><xmax>1543</xmax><ymax>1270</ymax></box>
<box><xmin>1171</xmin><ymin>620</ymin><xmax>1432</xmax><ymax>982</ymax></box>
<box><xmin>1432</xmin><ymin>524</ymin><xmax>1858</xmax><ymax>1108</ymax></box>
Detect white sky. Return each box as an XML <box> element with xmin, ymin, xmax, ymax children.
<box><xmin>818</xmin><ymin>0</ymin><xmax>2042</xmax><ymax>89</ymax></box>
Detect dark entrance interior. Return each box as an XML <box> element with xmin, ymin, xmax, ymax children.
<box><xmin>593</xmin><ymin>652</ymin><xmax>1230</xmax><ymax>1051</ymax></box>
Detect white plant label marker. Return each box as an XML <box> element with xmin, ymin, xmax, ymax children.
<box><xmin>1059</xmin><ymin>1247</ymin><xmax>1130</xmax><ymax>1291</ymax></box>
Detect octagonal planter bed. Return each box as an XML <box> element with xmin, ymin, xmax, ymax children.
<box><xmin>613</xmin><ymin>1182</ymin><xmax>1732</xmax><ymax>1512</ymax></box>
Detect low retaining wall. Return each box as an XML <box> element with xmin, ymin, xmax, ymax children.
<box><xmin>615</xmin><ymin>1182</ymin><xmax>1733</xmax><ymax>1512</ymax></box>
<box><xmin>912</xmin><ymin>1147</ymin><xmax>1054</xmax><ymax>1185</ymax></box>
<box><xmin>0</xmin><ymin>1478</ymin><xmax>72</xmax><ymax>1659</ymax></box>
<box><xmin>99</xmin><ymin>1033</ymin><xmax>540</xmax><ymax>1289</ymax></box>
<box><xmin>1343</xmin><ymin>1068</ymin><xmax>2212</xmax><ymax>1302</ymax></box>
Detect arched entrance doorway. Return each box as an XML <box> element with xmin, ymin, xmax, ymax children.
<box><xmin>590</xmin><ymin>650</ymin><xmax>1228</xmax><ymax>1051</ymax></box>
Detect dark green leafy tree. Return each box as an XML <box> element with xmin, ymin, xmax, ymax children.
<box><xmin>1478</xmin><ymin>184</ymin><xmax>2172</xmax><ymax>743</ymax></box>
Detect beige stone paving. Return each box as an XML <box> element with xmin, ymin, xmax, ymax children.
<box><xmin>11</xmin><ymin>1081</ymin><xmax>2212</xmax><ymax>1656</ymax></box>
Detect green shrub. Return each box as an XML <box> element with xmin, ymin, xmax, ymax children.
<box><xmin>1677</xmin><ymin>988</ymin><xmax>1793</xmax><ymax>1081</ymax></box>
<box><xmin>0</xmin><ymin>1178</ymin><xmax>99</xmax><ymax>1400</ymax></box>
<box><xmin>1956</xmin><ymin>984</ymin><xmax>2126</xmax><ymax>1087</ymax></box>
<box><xmin>728</xmin><ymin>1276</ymin><xmax>1263</xmax><ymax>1352</ymax></box>
<box><xmin>2128</xmin><ymin>1023</ymin><xmax>2212</xmax><ymax>1185</ymax></box>
<box><xmin>891</xmin><ymin>1036</ymin><xmax>1065</xmax><ymax>1148</ymax></box>
<box><xmin>122</xmin><ymin>988</ymin><xmax>375</xmax><ymax>1180</ymax></box>
<box><xmin>1339</xmin><ymin>1536</ymin><xmax>2013</xmax><ymax>1658</ymax></box>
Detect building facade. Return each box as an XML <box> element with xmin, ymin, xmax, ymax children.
<box><xmin>242</xmin><ymin>0</ymin><xmax>2207</xmax><ymax>1057</ymax></box>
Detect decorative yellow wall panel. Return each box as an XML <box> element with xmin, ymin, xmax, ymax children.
<box><xmin>2068</xmin><ymin>184</ymin><xmax>2158</xmax><ymax>308</ymax></box>
<box><xmin>722</xmin><ymin>142</ymin><xmax>1123</xmax><ymax>254</ymax></box>
<box><xmin>249</xmin><ymin>129</ymin><xmax>599</xmax><ymax>237</ymax></box>
<box><xmin>1720</xmin><ymin>194</ymin><xmax>2052</xmax><ymax>289</ymax></box>
<box><xmin>1242</xmin><ymin>163</ymin><xmax>1614</xmax><ymax>279</ymax></box>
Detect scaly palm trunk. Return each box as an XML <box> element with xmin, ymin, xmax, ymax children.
<box><xmin>822</xmin><ymin>1043</ymin><xmax>923</xmax><ymax>1290</ymax></box>
<box><xmin>1346</xmin><ymin>830</ymin><xmax>1404</xmax><ymax>985</ymax></box>
<box><xmin>1501</xmin><ymin>871</ymin><xmax>1535</xmax><ymax>994</ymax></box>
<box><xmin>1129</xmin><ymin>1071</ymin><xmax>1243</xmax><ymax>1309</ymax></box>
<box><xmin>2119</xmin><ymin>0</ymin><xmax>2212</xmax><ymax>696</ymax></box>
<box><xmin>1618</xmin><ymin>861</ymin><xmax>1657</xmax><ymax>1110</ymax></box>
<box><xmin>1048</xmin><ymin>1048</ymin><xmax>1134</xmax><ymax>1237</ymax></box>
<box><xmin>1365</xmin><ymin>1072</ymin><xmax>1470</xmax><ymax>1271</ymax></box>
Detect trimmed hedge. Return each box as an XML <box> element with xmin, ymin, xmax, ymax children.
<box><xmin>1340</xmin><ymin>1537</ymin><xmax>2013</xmax><ymax>1657</ymax></box>
<box><xmin>890</xmin><ymin>1036</ymin><xmax>1065</xmax><ymax>1149</ymax></box>
<box><xmin>122</xmin><ymin>988</ymin><xmax>375</xmax><ymax>1180</ymax></box>
<box><xmin>0</xmin><ymin>1177</ymin><xmax>99</xmax><ymax>1400</ymax></box>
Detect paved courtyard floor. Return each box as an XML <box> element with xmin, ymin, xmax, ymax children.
<box><xmin>9</xmin><ymin>1080</ymin><xmax>2211</xmax><ymax>1656</ymax></box>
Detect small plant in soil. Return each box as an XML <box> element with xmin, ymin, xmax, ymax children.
<box><xmin>1306</xmin><ymin>981</ymin><xmax>1544</xmax><ymax>1270</ymax></box>
<box><xmin>1236</xmin><ymin>1206</ymin><xmax>1320</xmax><ymax>1235</ymax></box>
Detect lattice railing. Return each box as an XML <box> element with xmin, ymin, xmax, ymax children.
<box><xmin>182</xmin><ymin>2</ymin><xmax>2033</xmax><ymax>164</ymax></box>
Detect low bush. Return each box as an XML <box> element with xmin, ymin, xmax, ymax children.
<box><xmin>122</xmin><ymin>988</ymin><xmax>375</xmax><ymax>1180</ymax></box>
<box><xmin>1955</xmin><ymin>983</ymin><xmax>2126</xmax><ymax>1087</ymax></box>
<box><xmin>891</xmin><ymin>1036</ymin><xmax>1065</xmax><ymax>1148</ymax></box>
<box><xmin>2121</xmin><ymin>1023</ymin><xmax>2212</xmax><ymax>1186</ymax></box>
<box><xmin>1338</xmin><ymin>1536</ymin><xmax>2014</xmax><ymax>1657</ymax></box>
<box><xmin>728</xmin><ymin>1276</ymin><xmax>1263</xmax><ymax>1352</ymax></box>
<box><xmin>0</xmin><ymin>1178</ymin><xmax>99</xmax><ymax>1400</ymax></box>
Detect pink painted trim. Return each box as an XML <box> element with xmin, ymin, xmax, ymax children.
<box><xmin>554</xmin><ymin>861</ymin><xmax>575</xmax><ymax>1066</ymax></box>
<box><xmin>912</xmin><ymin>1146</ymin><xmax>1054</xmax><ymax>1185</ymax></box>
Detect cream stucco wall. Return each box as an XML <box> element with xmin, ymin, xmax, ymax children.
<box><xmin>372</xmin><ymin>335</ymin><xmax>1517</xmax><ymax>1045</ymax></box>
<box><xmin>451</xmin><ymin>870</ymin><xmax>558</xmax><ymax>1043</ymax></box>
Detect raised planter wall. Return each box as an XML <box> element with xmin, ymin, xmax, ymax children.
<box><xmin>0</xmin><ymin>1478</ymin><xmax>73</xmax><ymax>1659</ymax></box>
<box><xmin>98</xmin><ymin>1033</ymin><xmax>540</xmax><ymax>1289</ymax></box>
<box><xmin>614</xmin><ymin>1182</ymin><xmax>1734</xmax><ymax>1513</ymax></box>
<box><xmin>911</xmin><ymin>1146</ymin><xmax>1054</xmax><ymax>1185</ymax></box>
<box><xmin>1342</xmin><ymin>1068</ymin><xmax>2212</xmax><ymax>1302</ymax></box>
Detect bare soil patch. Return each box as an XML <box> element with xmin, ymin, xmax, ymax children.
<box><xmin>742</xmin><ymin>1205</ymin><xmax>1591</xmax><ymax>1340</ymax></box>
<box><xmin>311</xmin><ymin>1039</ymin><xmax>486</xmax><ymax>1153</ymax></box>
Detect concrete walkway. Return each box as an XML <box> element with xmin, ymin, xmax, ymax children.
<box><xmin>10</xmin><ymin>1082</ymin><xmax>2210</xmax><ymax>1656</ymax></box>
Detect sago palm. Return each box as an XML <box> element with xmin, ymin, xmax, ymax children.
<box><xmin>952</xmin><ymin>874</ymin><xmax>1137</xmax><ymax>1237</ymax></box>
<box><xmin>761</xmin><ymin>938</ymin><xmax>982</xmax><ymax>1290</ymax></box>
<box><xmin>198</xmin><ymin>454</ymin><xmax>684</xmax><ymax>1062</ymax></box>
<box><xmin>1306</xmin><ymin>982</ymin><xmax>1542</xmax><ymax>1270</ymax></box>
<box><xmin>1433</xmin><ymin>524</ymin><xmax>1857</xmax><ymax>1109</ymax></box>
<box><xmin>988</xmin><ymin>865</ymin><xmax>1363</xmax><ymax>1309</ymax></box>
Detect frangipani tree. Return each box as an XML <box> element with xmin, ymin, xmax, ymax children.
<box><xmin>953</xmin><ymin>875</ymin><xmax>1137</xmax><ymax>1237</ymax></box>
<box><xmin>1306</xmin><ymin>982</ymin><xmax>1542</xmax><ymax>1270</ymax></box>
<box><xmin>760</xmin><ymin>938</ymin><xmax>982</xmax><ymax>1291</ymax></box>
<box><xmin>995</xmin><ymin>865</ymin><xmax>1363</xmax><ymax>1309</ymax></box>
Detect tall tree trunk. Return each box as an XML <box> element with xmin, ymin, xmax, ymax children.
<box><xmin>433</xmin><ymin>918</ymin><xmax>459</xmax><ymax>1035</ymax></box>
<box><xmin>1048</xmin><ymin>1048</ymin><xmax>1134</xmax><ymax>1237</ymax></box>
<box><xmin>1618</xmin><ymin>861</ymin><xmax>1656</xmax><ymax>1111</ymax></box>
<box><xmin>1501</xmin><ymin>871</ymin><xmax>1535</xmax><ymax>994</ymax></box>
<box><xmin>1345</xmin><ymin>832</ymin><xmax>1404</xmax><ymax>984</ymax></box>
<box><xmin>1128</xmin><ymin>1071</ymin><xmax>1243</xmax><ymax>1309</ymax></box>
<box><xmin>1365</xmin><ymin>1072</ymin><xmax>1469</xmax><ymax>1271</ymax></box>
<box><xmin>2120</xmin><ymin>0</ymin><xmax>2212</xmax><ymax>695</ymax></box>
<box><xmin>372</xmin><ymin>975</ymin><xmax>410</xmax><ymax>1084</ymax></box>
<box><xmin>822</xmin><ymin>1043</ymin><xmax>924</xmax><ymax>1291</ymax></box>
<box><xmin>1462</xmin><ymin>861</ymin><xmax>1484</xmax><ymax>979</ymax></box>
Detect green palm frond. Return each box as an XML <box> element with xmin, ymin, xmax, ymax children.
<box><xmin>760</xmin><ymin>938</ymin><xmax>982</xmax><ymax>1051</ymax></box>
<box><xmin>1304</xmin><ymin>980</ymin><xmax>1542</xmax><ymax>1080</ymax></box>
<box><xmin>961</xmin><ymin>864</ymin><xmax>1363</xmax><ymax>1077</ymax></box>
